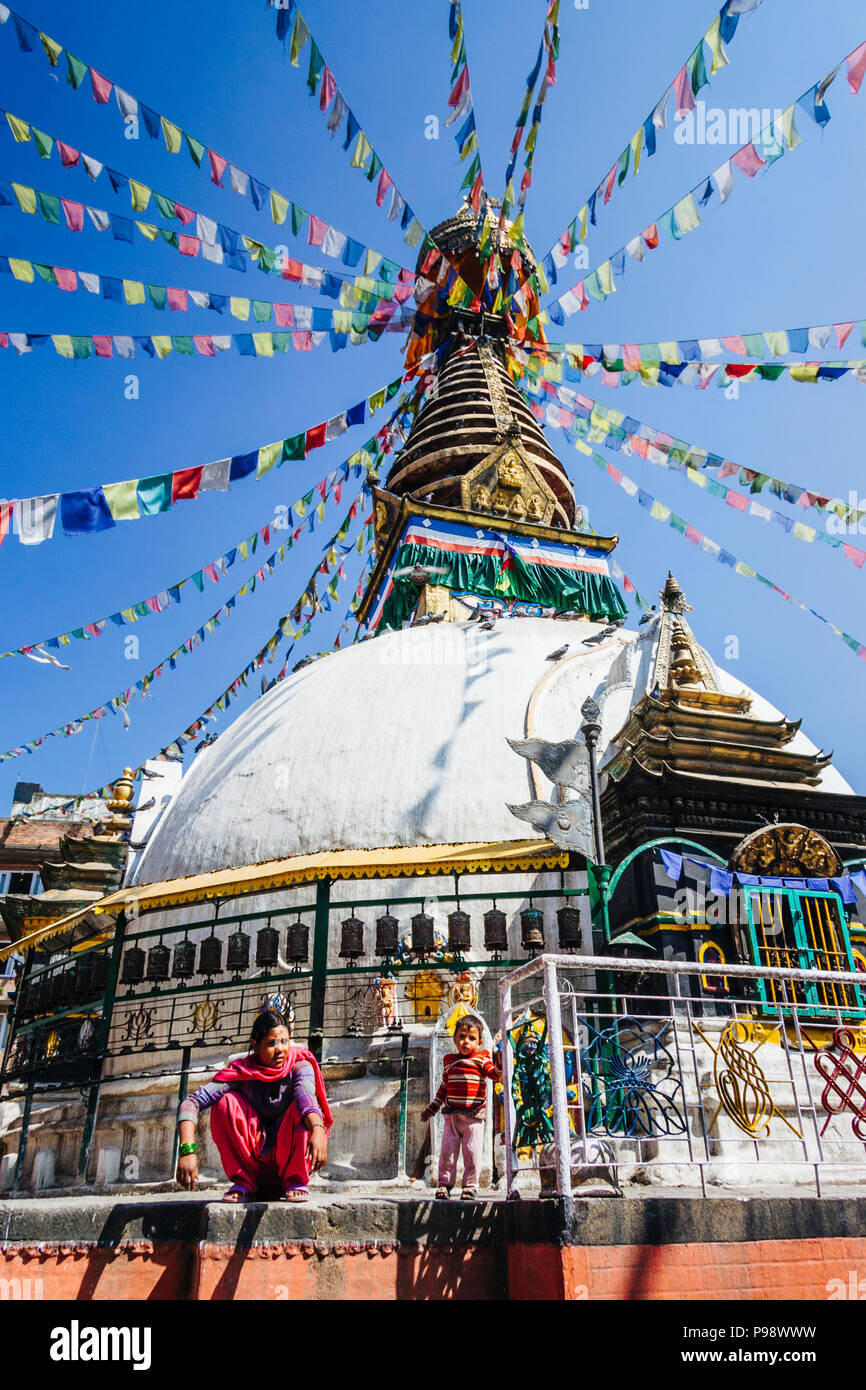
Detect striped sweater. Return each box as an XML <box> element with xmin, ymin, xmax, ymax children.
<box><xmin>428</xmin><ymin>1049</ymin><xmax>500</xmax><ymax>1115</ymax></box>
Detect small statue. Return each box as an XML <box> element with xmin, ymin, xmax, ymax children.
<box><xmin>375</xmin><ymin>975</ymin><xmax>399</xmax><ymax>1029</ymax></box>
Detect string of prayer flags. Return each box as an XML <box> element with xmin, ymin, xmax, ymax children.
<box><xmin>511</xmin><ymin>342</ymin><xmax>866</xmax><ymax>390</ymax></box>
<box><xmin>0</xmin><ymin>320</ymin><xmax>414</xmax><ymax>360</ymax></box>
<box><xmin>525</xmin><ymin>379</ymin><xmax>866</xmax><ymax>536</ymax></box>
<box><xmin>0</xmin><ymin>18</ymin><xmax>412</xmax><ymax>283</ymax></box>
<box><xmin>526</xmin><ymin>380</ymin><xmax>866</xmax><ymax>571</ymax></box>
<box><xmin>569</xmin><ymin>440</ymin><xmax>866</xmax><ymax>665</ymax></box>
<box><xmin>509</xmin><ymin>0</ymin><xmax>764</xmax><ymax>300</ymax></box>
<box><xmin>0</xmin><ymin>249</ymin><xmax>416</xmax><ymax>327</ymax></box>
<box><xmin>2</xmin><ymin>463</ymin><xmax>365</xmax><ymax>657</ymax></box>
<box><xmin>0</xmin><ymin>485</ymin><xmax>373</xmax><ymax>766</ymax></box>
<box><xmin>511</xmin><ymin>39</ymin><xmax>865</xmax><ymax>320</ymax></box>
<box><xmin>446</xmin><ymin>3</ymin><xmax>485</xmax><ymax>211</ymax></box>
<box><xmin>529</xmin><ymin>321</ymin><xmax>866</xmax><ymax>364</ymax></box>
<box><xmin>267</xmin><ymin>0</ymin><xmax>427</xmax><ymax>253</ymax></box>
<box><xmin>0</xmin><ymin>173</ymin><xmax>417</xmax><ymax>298</ymax></box>
<box><xmin>0</xmin><ymin>373</ymin><xmax>417</xmax><ymax>546</ymax></box>
<box><xmin>502</xmin><ymin>0</ymin><xmax>560</xmax><ymax>231</ymax></box>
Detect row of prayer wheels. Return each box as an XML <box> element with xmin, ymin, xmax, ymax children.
<box><xmin>18</xmin><ymin>950</ymin><xmax>111</xmax><ymax>1016</ymax></box>
<box><xmin>118</xmin><ymin>905</ymin><xmax>583</xmax><ymax>985</ymax></box>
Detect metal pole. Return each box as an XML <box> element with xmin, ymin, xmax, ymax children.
<box><xmin>307</xmin><ymin>876</ymin><xmax>331</xmax><ymax>1063</ymax></box>
<box><xmin>499</xmin><ymin>978</ymin><xmax>516</xmax><ymax>1198</ymax></box>
<box><xmin>169</xmin><ymin>1045</ymin><xmax>192</xmax><ymax>1179</ymax></box>
<box><xmin>542</xmin><ymin>957</ymin><xmax>572</xmax><ymax>1202</ymax></box>
<box><xmin>13</xmin><ymin>1075</ymin><xmax>34</xmax><ymax>1191</ymax></box>
<box><xmin>396</xmin><ymin>1029</ymin><xmax>410</xmax><ymax>1180</ymax></box>
<box><xmin>77</xmin><ymin>913</ymin><xmax>127</xmax><ymax>1184</ymax></box>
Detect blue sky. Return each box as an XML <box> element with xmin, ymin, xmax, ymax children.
<box><xmin>0</xmin><ymin>0</ymin><xmax>863</xmax><ymax>809</ymax></box>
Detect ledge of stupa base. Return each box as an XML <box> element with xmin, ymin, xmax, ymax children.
<box><xmin>3</xmin><ymin>1191</ymin><xmax>866</xmax><ymax>1301</ymax></box>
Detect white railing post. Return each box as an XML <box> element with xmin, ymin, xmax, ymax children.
<box><xmin>499</xmin><ymin>977</ymin><xmax>516</xmax><ymax>1198</ymax></box>
<box><xmin>542</xmin><ymin>956</ymin><xmax>572</xmax><ymax>1201</ymax></box>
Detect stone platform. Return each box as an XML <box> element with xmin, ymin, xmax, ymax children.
<box><xmin>2</xmin><ymin>1188</ymin><xmax>866</xmax><ymax>1300</ymax></box>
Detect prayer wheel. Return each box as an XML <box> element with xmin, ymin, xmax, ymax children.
<box><xmin>483</xmin><ymin>908</ymin><xmax>508</xmax><ymax>955</ymax></box>
<box><xmin>286</xmin><ymin>921</ymin><xmax>309</xmax><ymax>964</ymax></box>
<box><xmin>375</xmin><ymin>913</ymin><xmax>399</xmax><ymax>957</ymax></box>
<box><xmin>411</xmin><ymin>912</ymin><xmax>435</xmax><ymax>957</ymax></box>
<box><xmin>120</xmin><ymin>947</ymin><xmax>145</xmax><ymax>986</ymax></box>
<box><xmin>198</xmin><ymin>934</ymin><xmax>223</xmax><ymax>976</ymax></box>
<box><xmin>75</xmin><ymin>953</ymin><xmax>95</xmax><ymax>1000</ymax></box>
<box><xmin>339</xmin><ymin>916</ymin><xmax>365</xmax><ymax>960</ymax></box>
<box><xmin>447</xmin><ymin>910</ymin><xmax>471</xmax><ymax>952</ymax></box>
<box><xmin>227</xmin><ymin>929</ymin><xmax>251</xmax><ymax>974</ymax></box>
<box><xmin>556</xmin><ymin>906</ymin><xmax>582</xmax><ymax>952</ymax></box>
<box><xmin>146</xmin><ymin>943</ymin><xmax>171</xmax><ymax>983</ymax></box>
<box><xmin>90</xmin><ymin>951</ymin><xmax>110</xmax><ymax>993</ymax></box>
<box><xmin>171</xmin><ymin>939</ymin><xmax>196</xmax><ymax>980</ymax></box>
<box><xmin>520</xmin><ymin>907</ymin><xmax>545</xmax><ymax>955</ymax></box>
<box><xmin>256</xmin><ymin>924</ymin><xmax>279</xmax><ymax>968</ymax></box>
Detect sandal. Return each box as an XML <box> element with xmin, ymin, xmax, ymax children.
<box><xmin>460</xmin><ymin>1187</ymin><xmax>476</xmax><ymax>1201</ymax></box>
<box><xmin>282</xmin><ymin>1187</ymin><xmax>309</xmax><ymax>1203</ymax></box>
<box><xmin>435</xmin><ymin>1186</ymin><xmax>451</xmax><ymax>1200</ymax></box>
<box><xmin>221</xmin><ymin>1184</ymin><xmax>253</xmax><ymax>1204</ymax></box>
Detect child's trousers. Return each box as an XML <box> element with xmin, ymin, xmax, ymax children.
<box><xmin>438</xmin><ymin>1110</ymin><xmax>484</xmax><ymax>1189</ymax></box>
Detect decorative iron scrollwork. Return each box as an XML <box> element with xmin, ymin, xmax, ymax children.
<box><xmin>581</xmin><ymin>1017</ymin><xmax>687</xmax><ymax>1138</ymax></box>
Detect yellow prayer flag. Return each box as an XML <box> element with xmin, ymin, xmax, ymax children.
<box><xmin>350</xmin><ymin>132</ymin><xmax>373</xmax><ymax>169</ymax></box>
<box><xmin>52</xmin><ymin>335</ymin><xmax>73</xmax><ymax>358</ymax></box>
<box><xmin>123</xmin><ymin>280</ymin><xmax>146</xmax><ymax>305</ymax></box>
<box><xmin>789</xmin><ymin>364</ymin><xmax>819</xmax><ymax>383</ymax></box>
<box><xmin>687</xmin><ymin>468</ymin><xmax>707</xmax><ymax>488</ymax></box>
<box><xmin>651</xmin><ymin>500</ymin><xmax>671</xmax><ymax>522</ymax></box>
<box><xmin>316</xmin><ymin>501</ymin><xmax>326</xmax><ymax>523</ymax></box>
<box><xmin>672</xmin><ymin>193</ymin><xmax>701</xmax><ymax>235</ymax></box>
<box><xmin>368</xmin><ymin>389</ymin><xmax>386</xmax><ymax>411</ymax></box>
<box><xmin>792</xmin><ymin>522</ymin><xmax>816</xmax><ymax>543</ymax></box>
<box><xmin>12</xmin><ymin>183</ymin><xmax>37</xmax><ymax>215</ymax></box>
<box><xmin>363</xmin><ymin>250</ymin><xmax>382</xmax><ymax>277</ymax></box>
<box><xmin>734</xmin><ymin>561</ymin><xmax>755</xmax><ymax>578</ymax></box>
<box><xmin>333</xmin><ymin>310</ymin><xmax>352</xmax><ymax>334</ymax></box>
<box><xmin>160</xmin><ymin>117</ymin><xmax>183</xmax><ymax>153</ymax></box>
<box><xmin>764</xmin><ymin>330</ymin><xmax>789</xmax><ymax>357</ymax></box>
<box><xmin>573</xmin><ymin>438</ymin><xmax>592</xmax><ymax>457</ymax></box>
<box><xmin>151</xmin><ymin>336</ymin><xmax>173</xmax><ymax>359</ymax></box>
<box><xmin>630</xmin><ymin>127</ymin><xmax>643</xmax><ymax>176</ymax></box>
<box><xmin>129</xmin><ymin>180</ymin><xmax>151</xmax><ymax>213</ymax></box>
<box><xmin>257</xmin><ymin>442</ymin><xmax>281</xmax><ymax>477</ymax></box>
<box><xmin>253</xmin><ymin>332</ymin><xmax>274</xmax><ymax>357</ymax></box>
<box><xmin>577</xmin><ymin>204</ymin><xmax>588</xmax><ymax>243</ymax></box>
<box><xmin>270</xmin><ymin>190</ymin><xmax>290</xmax><ymax>225</ymax></box>
<box><xmin>230</xmin><ymin>297</ymin><xmax>251</xmax><ymax>322</ymax></box>
<box><xmin>597</xmin><ymin>260</ymin><xmax>615</xmax><ymax>296</ymax></box>
<box><xmin>40</xmin><ymin>33</ymin><xmax>63</xmax><ymax>65</ymax></box>
<box><xmin>6</xmin><ymin>113</ymin><xmax>30</xmax><ymax>143</ymax></box>
<box><xmin>545</xmin><ymin>360</ymin><xmax>563</xmax><ymax>384</ymax></box>
<box><xmin>658</xmin><ymin>341</ymin><xmax>681</xmax><ymax>364</ymax></box>
<box><xmin>104</xmin><ymin>481</ymin><xmax>141</xmax><ymax>521</ymax></box>
<box><xmin>705</xmin><ymin>16</ymin><xmax>728</xmax><ymax>74</ymax></box>
<box><xmin>135</xmin><ymin>221</ymin><xmax>158</xmax><ymax>241</ymax></box>
<box><xmin>774</xmin><ymin>105</ymin><xmax>801</xmax><ymax>150</ymax></box>
<box><xmin>9</xmin><ymin>259</ymin><xmax>35</xmax><ymax>283</ymax></box>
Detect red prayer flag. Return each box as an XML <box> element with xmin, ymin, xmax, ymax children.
<box><xmin>282</xmin><ymin>258</ymin><xmax>303</xmax><ymax>281</ymax></box>
<box><xmin>0</xmin><ymin>502</ymin><xmax>14</xmax><ymax>546</ymax></box>
<box><xmin>54</xmin><ymin>267</ymin><xmax>77</xmax><ymax>292</ymax></box>
<box><xmin>846</xmin><ymin>40</ymin><xmax>866</xmax><ymax>94</ymax></box>
<box><xmin>174</xmin><ymin>202</ymin><xmax>195</xmax><ymax>225</ymax></box>
<box><xmin>448</xmin><ymin>66</ymin><xmax>470</xmax><ymax>108</ymax></box>
<box><xmin>722</xmin><ymin>335</ymin><xmax>746</xmax><ymax>355</ymax></box>
<box><xmin>178</xmin><ymin>234</ymin><xmax>200</xmax><ymax>257</ymax></box>
<box><xmin>673</xmin><ymin>64</ymin><xmax>696</xmax><ymax>116</ymax></box>
<box><xmin>61</xmin><ymin>200</ymin><xmax>84</xmax><ymax>231</ymax></box>
<box><xmin>57</xmin><ymin>142</ymin><xmax>80</xmax><ymax>167</ymax></box>
<box><xmin>92</xmin><ymin>335</ymin><xmax>113</xmax><ymax>357</ymax></box>
<box><xmin>292</xmin><ymin>330</ymin><xmax>312</xmax><ymax>351</ymax></box>
<box><xmin>260</xmin><ymin>525</ymin><xmax>271</xmax><ymax>545</ymax></box>
<box><xmin>731</xmin><ymin>143</ymin><xmax>765</xmax><ymax>178</ymax></box>
<box><xmin>603</xmin><ymin>165</ymin><xmax>616</xmax><ymax>203</ymax></box>
<box><xmin>623</xmin><ymin>575</ymin><xmax>635</xmax><ymax>593</ymax></box>
<box><xmin>172</xmin><ymin>467</ymin><xmax>203</xmax><ymax>502</ymax></box>
<box><xmin>469</xmin><ymin>171</ymin><xmax>484</xmax><ymax>211</ymax></box>
<box><xmin>308</xmin><ymin>215</ymin><xmax>327</xmax><ymax>246</ymax></box>
<box><xmin>685</xmin><ymin>525</ymin><xmax>701</xmax><ymax>545</ymax></box>
<box><xmin>376</xmin><ymin>169</ymin><xmax>393</xmax><ymax>208</ymax></box>
<box><xmin>642</xmin><ymin>223</ymin><xmax>659</xmax><ymax>249</ymax></box>
<box><xmin>725</xmin><ymin>489</ymin><xmax>748</xmax><ymax>512</ymax></box>
<box><xmin>167</xmin><ymin>287</ymin><xmax>188</xmax><ymax>311</ymax></box>
<box><xmin>305</xmin><ymin>423</ymin><xmax>327</xmax><ymax>452</ymax></box>
<box><xmin>843</xmin><ymin>543</ymin><xmax>866</xmax><ymax>569</ymax></box>
<box><xmin>320</xmin><ymin>66</ymin><xmax>336</xmax><ymax>112</ymax></box>
<box><xmin>317</xmin><ymin>480</ymin><xmax>327</xmax><ymax>499</ymax></box>
<box><xmin>835</xmin><ymin>322</ymin><xmax>855</xmax><ymax>348</ymax></box>
<box><xmin>273</xmin><ymin>303</ymin><xmax>294</xmax><ymax>327</ymax></box>
<box><xmin>725</xmin><ymin>363</ymin><xmax>755</xmax><ymax>378</ymax></box>
<box><xmin>193</xmin><ymin>335</ymin><xmax>214</xmax><ymax>356</ymax></box>
<box><xmin>0</xmin><ymin>333</ymin><xmax>7</xmax><ymax>350</ymax></box>
<box><xmin>208</xmin><ymin>150</ymin><xmax>227</xmax><ymax>187</ymax></box>
<box><xmin>90</xmin><ymin>69</ymin><xmax>112</xmax><ymax>103</ymax></box>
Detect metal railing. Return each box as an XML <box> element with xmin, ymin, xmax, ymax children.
<box><xmin>499</xmin><ymin>954</ymin><xmax>866</xmax><ymax>1200</ymax></box>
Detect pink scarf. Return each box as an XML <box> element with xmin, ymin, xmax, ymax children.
<box><xmin>214</xmin><ymin>1044</ymin><xmax>333</xmax><ymax>1129</ymax></box>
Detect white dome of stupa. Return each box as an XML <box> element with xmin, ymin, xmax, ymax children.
<box><xmin>129</xmin><ymin>614</ymin><xmax>852</xmax><ymax>885</ymax></box>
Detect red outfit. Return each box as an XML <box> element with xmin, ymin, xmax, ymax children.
<box><xmin>428</xmin><ymin>1049</ymin><xmax>500</xmax><ymax>1115</ymax></box>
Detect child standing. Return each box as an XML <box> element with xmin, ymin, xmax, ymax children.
<box><xmin>422</xmin><ymin>1013</ymin><xmax>501</xmax><ymax>1200</ymax></box>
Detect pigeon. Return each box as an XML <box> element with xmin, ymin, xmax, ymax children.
<box><xmin>507</xmin><ymin>797</ymin><xmax>594</xmax><ymax>854</ymax></box>
<box><xmin>478</xmin><ymin>616</ymin><xmax>496</xmax><ymax>631</ymax></box>
<box><xmin>581</xmin><ymin>631</ymin><xmax>608</xmax><ymax>646</ymax></box>
<box><xmin>546</xmin><ymin>645</ymin><xmax>569</xmax><ymax>661</ymax></box>
<box><xmin>413</xmin><ymin>612</ymin><xmax>446</xmax><ymax>626</ymax></box>
<box><xmin>393</xmin><ymin>563</ymin><xmax>449</xmax><ymax>587</ymax></box>
<box><xmin>638</xmin><ymin>606</ymin><xmax>658</xmax><ymax>626</ymax></box>
<box><xmin>292</xmin><ymin>656</ymin><xmax>314</xmax><ymax>672</ymax></box>
<box><xmin>507</xmin><ymin>737</ymin><xmax>590</xmax><ymax>794</ymax></box>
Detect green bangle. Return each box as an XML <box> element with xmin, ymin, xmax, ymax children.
<box><xmin>179</xmin><ymin>1142</ymin><xmax>197</xmax><ymax>1157</ymax></box>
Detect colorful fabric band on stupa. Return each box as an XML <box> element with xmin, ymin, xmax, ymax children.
<box><xmin>366</xmin><ymin>517</ymin><xmax>626</xmax><ymax>630</ymax></box>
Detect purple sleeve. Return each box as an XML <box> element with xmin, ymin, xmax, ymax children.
<box><xmin>293</xmin><ymin>1060</ymin><xmax>322</xmax><ymax>1121</ymax></box>
<box><xmin>177</xmin><ymin>1080</ymin><xmax>230</xmax><ymax>1127</ymax></box>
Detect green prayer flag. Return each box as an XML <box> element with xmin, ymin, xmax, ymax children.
<box><xmin>460</xmin><ymin>153</ymin><xmax>480</xmax><ymax>190</ymax></box>
<box><xmin>38</xmin><ymin>191</ymin><xmax>61</xmax><ymax>224</ymax></box>
<box><xmin>290</xmin><ymin>203</ymin><xmax>307</xmax><ymax>236</ymax></box>
<box><xmin>404</xmin><ymin>218</ymin><xmax>424</xmax><ymax>249</ymax></box>
<box><xmin>282</xmin><ymin>433</ymin><xmax>306</xmax><ymax>462</ymax></box>
<box><xmin>32</xmin><ymin>263</ymin><xmax>54</xmax><ymax>284</ymax></box>
<box><xmin>191</xmin><ymin>570</ymin><xmax>205</xmax><ymax>591</ymax></box>
<box><xmin>146</xmin><ymin>283</ymin><xmax>167</xmax><ymax>310</ymax></box>
<box><xmin>366</xmin><ymin>152</ymin><xmax>383</xmax><ymax>184</ymax></box>
<box><xmin>616</xmin><ymin>146</ymin><xmax>630</xmax><ymax>187</ymax></box>
<box><xmin>386</xmin><ymin>378</ymin><xmax>402</xmax><ymax>400</ymax></box>
<box><xmin>185</xmin><ymin>134</ymin><xmax>205</xmax><ymax>167</ymax></box>
<box><xmin>743</xmin><ymin>333</ymin><xmax>764</xmax><ymax>358</ymax></box>
<box><xmin>65</xmin><ymin>52</ymin><xmax>88</xmax><ymax>88</ymax></box>
<box><xmin>137</xmin><ymin>476</ymin><xmax>173</xmax><ymax>513</ymax></box>
<box><xmin>71</xmin><ymin>335</ymin><xmax>93</xmax><ymax>359</ymax></box>
<box><xmin>160</xmin><ymin>228</ymin><xmax>179</xmax><ymax>250</ymax></box>
<box><xmin>307</xmin><ymin>40</ymin><xmax>325</xmax><ymax>93</ymax></box>
<box><xmin>688</xmin><ymin>40</ymin><xmax>708</xmax><ymax>95</ymax></box>
<box><xmin>253</xmin><ymin>300</ymin><xmax>272</xmax><ymax>323</ymax></box>
<box><xmin>32</xmin><ymin>127</ymin><xmax>53</xmax><ymax>159</ymax></box>
<box><xmin>154</xmin><ymin>192</ymin><xmax>175</xmax><ymax>220</ymax></box>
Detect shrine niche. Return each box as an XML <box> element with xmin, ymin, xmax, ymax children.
<box><xmin>459</xmin><ymin>439</ymin><xmax>557</xmax><ymax>528</ymax></box>
<box><xmin>729</xmin><ymin>823</ymin><xmax>841</xmax><ymax>878</ymax></box>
